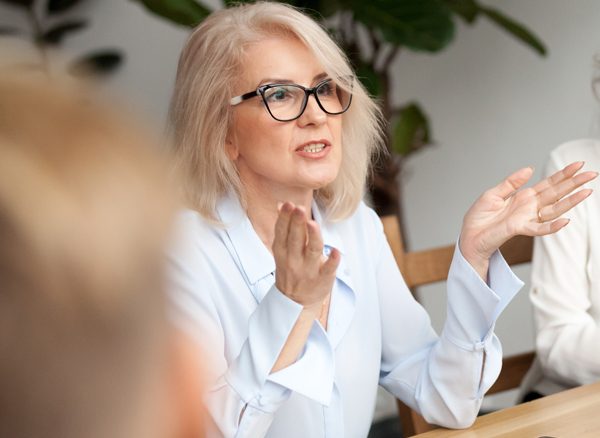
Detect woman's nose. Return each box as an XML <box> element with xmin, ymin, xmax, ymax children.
<box><xmin>297</xmin><ymin>94</ymin><xmax>327</xmax><ymax>126</ymax></box>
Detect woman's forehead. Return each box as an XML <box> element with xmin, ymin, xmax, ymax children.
<box><xmin>240</xmin><ymin>36</ymin><xmax>326</xmax><ymax>87</ymax></box>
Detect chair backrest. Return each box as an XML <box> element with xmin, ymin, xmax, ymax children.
<box><xmin>380</xmin><ymin>215</ymin><xmax>535</xmax><ymax>437</ymax></box>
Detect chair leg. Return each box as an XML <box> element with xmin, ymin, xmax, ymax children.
<box><xmin>396</xmin><ymin>399</ymin><xmax>437</xmax><ymax>436</ymax></box>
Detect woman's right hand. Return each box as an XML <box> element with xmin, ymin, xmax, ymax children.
<box><xmin>273</xmin><ymin>202</ymin><xmax>340</xmax><ymax>312</ymax></box>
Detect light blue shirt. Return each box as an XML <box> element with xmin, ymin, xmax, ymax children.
<box><xmin>168</xmin><ymin>194</ymin><xmax>523</xmax><ymax>438</ymax></box>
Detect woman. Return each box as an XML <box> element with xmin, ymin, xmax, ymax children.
<box><xmin>166</xmin><ymin>3</ymin><xmax>596</xmax><ymax>437</ymax></box>
<box><xmin>524</xmin><ymin>138</ymin><xmax>600</xmax><ymax>400</ymax></box>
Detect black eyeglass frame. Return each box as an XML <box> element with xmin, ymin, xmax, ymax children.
<box><xmin>229</xmin><ymin>77</ymin><xmax>353</xmax><ymax>122</ymax></box>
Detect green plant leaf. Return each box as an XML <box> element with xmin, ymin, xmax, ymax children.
<box><xmin>41</xmin><ymin>20</ymin><xmax>87</xmax><ymax>45</ymax></box>
<box><xmin>132</xmin><ymin>0</ymin><xmax>211</xmax><ymax>27</ymax></box>
<box><xmin>345</xmin><ymin>0</ymin><xmax>455</xmax><ymax>52</ymax></box>
<box><xmin>392</xmin><ymin>102</ymin><xmax>431</xmax><ymax>156</ymax></box>
<box><xmin>354</xmin><ymin>61</ymin><xmax>381</xmax><ymax>97</ymax></box>
<box><xmin>0</xmin><ymin>0</ymin><xmax>34</xmax><ymax>8</ymax></box>
<box><xmin>69</xmin><ymin>50</ymin><xmax>123</xmax><ymax>77</ymax></box>
<box><xmin>47</xmin><ymin>0</ymin><xmax>83</xmax><ymax>14</ymax></box>
<box><xmin>443</xmin><ymin>0</ymin><xmax>479</xmax><ymax>23</ymax></box>
<box><xmin>480</xmin><ymin>6</ymin><xmax>546</xmax><ymax>56</ymax></box>
<box><xmin>288</xmin><ymin>0</ymin><xmax>339</xmax><ymax>19</ymax></box>
<box><xmin>223</xmin><ymin>0</ymin><xmax>256</xmax><ymax>5</ymax></box>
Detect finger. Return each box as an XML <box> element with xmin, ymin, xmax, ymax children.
<box><xmin>492</xmin><ymin>166</ymin><xmax>534</xmax><ymax>200</ymax></box>
<box><xmin>532</xmin><ymin>161</ymin><xmax>584</xmax><ymax>193</ymax></box>
<box><xmin>537</xmin><ymin>170</ymin><xmax>597</xmax><ymax>206</ymax></box>
<box><xmin>320</xmin><ymin>247</ymin><xmax>341</xmax><ymax>276</ymax></box>
<box><xmin>538</xmin><ymin>189</ymin><xmax>593</xmax><ymax>222</ymax></box>
<box><xmin>286</xmin><ymin>206</ymin><xmax>308</xmax><ymax>257</ymax></box>
<box><xmin>305</xmin><ymin>220</ymin><xmax>324</xmax><ymax>267</ymax></box>
<box><xmin>273</xmin><ymin>202</ymin><xmax>294</xmax><ymax>254</ymax></box>
<box><xmin>529</xmin><ymin>218</ymin><xmax>570</xmax><ymax>236</ymax></box>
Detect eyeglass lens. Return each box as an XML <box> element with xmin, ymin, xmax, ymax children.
<box><xmin>262</xmin><ymin>79</ymin><xmax>351</xmax><ymax>121</ymax></box>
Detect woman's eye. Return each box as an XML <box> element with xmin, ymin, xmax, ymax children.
<box><xmin>317</xmin><ymin>82</ymin><xmax>335</xmax><ymax>96</ymax></box>
<box><xmin>266</xmin><ymin>87</ymin><xmax>292</xmax><ymax>102</ymax></box>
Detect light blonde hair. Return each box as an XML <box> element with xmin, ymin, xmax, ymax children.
<box><xmin>169</xmin><ymin>1</ymin><xmax>384</xmax><ymax>222</ymax></box>
<box><xmin>0</xmin><ymin>76</ymin><xmax>176</xmax><ymax>438</ymax></box>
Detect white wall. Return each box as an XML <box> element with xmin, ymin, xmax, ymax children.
<box><xmin>390</xmin><ymin>0</ymin><xmax>600</xmax><ymax>413</ymax></box>
<box><xmin>397</xmin><ymin>0</ymin><xmax>600</xmax><ymax>348</ymax></box>
<box><xmin>2</xmin><ymin>0</ymin><xmax>600</xmax><ymax>416</ymax></box>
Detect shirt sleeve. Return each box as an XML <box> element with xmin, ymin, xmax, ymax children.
<box><xmin>530</xmin><ymin>150</ymin><xmax>600</xmax><ymax>387</ymax></box>
<box><xmin>372</xmin><ymin>211</ymin><xmax>523</xmax><ymax>428</ymax></box>
<box><xmin>167</xmin><ymin>215</ymin><xmax>334</xmax><ymax>437</ymax></box>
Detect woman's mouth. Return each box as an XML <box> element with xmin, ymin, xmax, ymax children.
<box><xmin>302</xmin><ymin>143</ymin><xmax>326</xmax><ymax>153</ymax></box>
<box><xmin>296</xmin><ymin>140</ymin><xmax>332</xmax><ymax>158</ymax></box>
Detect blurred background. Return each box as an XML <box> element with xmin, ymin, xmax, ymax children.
<box><xmin>2</xmin><ymin>0</ymin><xmax>600</xmax><ymax>433</ymax></box>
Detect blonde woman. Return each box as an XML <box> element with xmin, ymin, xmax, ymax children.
<box><xmin>167</xmin><ymin>3</ymin><xmax>596</xmax><ymax>437</ymax></box>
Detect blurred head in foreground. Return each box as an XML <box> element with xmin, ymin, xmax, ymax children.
<box><xmin>0</xmin><ymin>76</ymin><xmax>204</xmax><ymax>438</ymax></box>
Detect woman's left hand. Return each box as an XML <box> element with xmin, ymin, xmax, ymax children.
<box><xmin>460</xmin><ymin>161</ymin><xmax>597</xmax><ymax>279</ymax></box>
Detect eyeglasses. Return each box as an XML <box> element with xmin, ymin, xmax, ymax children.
<box><xmin>229</xmin><ymin>77</ymin><xmax>353</xmax><ymax>122</ymax></box>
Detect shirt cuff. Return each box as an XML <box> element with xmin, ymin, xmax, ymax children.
<box><xmin>267</xmin><ymin>321</ymin><xmax>334</xmax><ymax>406</ymax></box>
<box><xmin>443</xmin><ymin>240</ymin><xmax>524</xmax><ymax>348</ymax></box>
<box><xmin>225</xmin><ymin>285</ymin><xmax>336</xmax><ymax>411</ymax></box>
<box><xmin>225</xmin><ymin>286</ymin><xmax>302</xmax><ymax>409</ymax></box>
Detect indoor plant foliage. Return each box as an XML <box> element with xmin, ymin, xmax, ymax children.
<box><xmin>134</xmin><ymin>0</ymin><xmax>546</xmax><ymax>235</ymax></box>
<box><xmin>0</xmin><ymin>0</ymin><xmax>123</xmax><ymax>76</ymax></box>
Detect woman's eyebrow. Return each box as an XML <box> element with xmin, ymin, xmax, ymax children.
<box><xmin>258</xmin><ymin>78</ymin><xmax>294</xmax><ymax>86</ymax></box>
<box><xmin>257</xmin><ymin>73</ymin><xmax>329</xmax><ymax>86</ymax></box>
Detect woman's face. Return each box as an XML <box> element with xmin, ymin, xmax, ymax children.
<box><xmin>226</xmin><ymin>36</ymin><xmax>343</xmax><ymax>198</ymax></box>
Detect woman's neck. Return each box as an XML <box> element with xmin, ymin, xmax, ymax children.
<box><xmin>243</xmin><ymin>185</ymin><xmax>314</xmax><ymax>253</ymax></box>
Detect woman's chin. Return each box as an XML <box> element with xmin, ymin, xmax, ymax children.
<box><xmin>305</xmin><ymin>174</ymin><xmax>338</xmax><ymax>191</ymax></box>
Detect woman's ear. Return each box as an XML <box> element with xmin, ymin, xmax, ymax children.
<box><xmin>225</xmin><ymin>133</ymin><xmax>239</xmax><ymax>161</ymax></box>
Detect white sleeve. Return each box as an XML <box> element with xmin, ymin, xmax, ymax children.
<box><xmin>167</xmin><ymin>216</ymin><xmax>335</xmax><ymax>437</ymax></box>
<box><xmin>530</xmin><ymin>152</ymin><xmax>600</xmax><ymax>386</ymax></box>
<box><xmin>372</xmin><ymin>211</ymin><xmax>522</xmax><ymax>428</ymax></box>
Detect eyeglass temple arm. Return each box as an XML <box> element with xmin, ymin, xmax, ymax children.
<box><xmin>230</xmin><ymin>90</ymin><xmax>260</xmax><ymax>106</ymax></box>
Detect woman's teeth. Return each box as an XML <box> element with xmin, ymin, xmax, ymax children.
<box><xmin>302</xmin><ymin>143</ymin><xmax>325</xmax><ymax>153</ymax></box>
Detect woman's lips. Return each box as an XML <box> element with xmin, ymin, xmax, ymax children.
<box><xmin>295</xmin><ymin>140</ymin><xmax>331</xmax><ymax>158</ymax></box>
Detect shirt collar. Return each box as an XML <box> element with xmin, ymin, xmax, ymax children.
<box><xmin>311</xmin><ymin>198</ymin><xmax>345</xmax><ymax>256</ymax></box>
<box><xmin>216</xmin><ymin>193</ymin><xmax>346</xmax><ymax>285</ymax></box>
<box><xmin>216</xmin><ymin>193</ymin><xmax>275</xmax><ymax>286</ymax></box>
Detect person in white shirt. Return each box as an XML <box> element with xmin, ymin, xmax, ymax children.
<box><xmin>523</xmin><ymin>139</ymin><xmax>600</xmax><ymax>399</ymax></box>
<box><xmin>166</xmin><ymin>3</ymin><xmax>597</xmax><ymax>437</ymax></box>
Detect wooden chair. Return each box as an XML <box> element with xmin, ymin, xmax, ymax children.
<box><xmin>380</xmin><ymin>215</ymin><xmax>535</xmax><ymax>437</ymax></box>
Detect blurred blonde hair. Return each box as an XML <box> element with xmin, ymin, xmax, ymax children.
<box><xmin>169</xmin><ymin>1</ymin><xmax>384</xmax><ymax>222</ymax></box>
<box><xmin>0</xmin><ymin>75</ymin><xmax>176</xmax><ymax>438</ymax></box>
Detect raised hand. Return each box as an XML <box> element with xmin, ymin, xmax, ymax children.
<box><xmin>272</xmin><ymin>201</ymin><xmax>340</xmax><ymax>310</ymax></box>
<box><xmin>460</xmin><ymin>162</ymin><xmax>597</xmax><ymax>278</ymax></box>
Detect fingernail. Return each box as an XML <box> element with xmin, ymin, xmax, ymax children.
<box><xmin>277</xmin><ymin>201</ymin><xmax>283</xmax><ymax>212</ymax></box>
<box><xmin>528</xmin><ymin>165</ymin><xmax>535</xmax><ymax>172</ymax></box>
